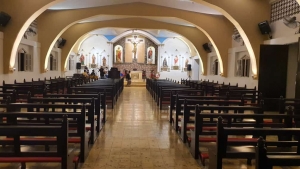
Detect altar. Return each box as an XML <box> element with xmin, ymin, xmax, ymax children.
<box><xmin>130</xmin><ymin>71</ymin><xmax>144</xmax><ymax>82</ymax></box>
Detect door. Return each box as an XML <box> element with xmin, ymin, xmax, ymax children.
<box><xmin>259</xmin><ymin>45</ymin><xmax>289</xmax><ymax>111</ymax></box>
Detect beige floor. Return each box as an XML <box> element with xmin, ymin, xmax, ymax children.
<box><xmin>0</xmin><ymin>87</ymin><xmax>299</xmax><ymax>169</ymax></box>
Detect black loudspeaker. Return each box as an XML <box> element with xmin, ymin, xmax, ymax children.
<box><xmin>258</xmin><ymin>21</ymin><xmax>271</xmax><ymax>35</ymax></box>
<box><xmin>187</xmin><ymin>64</ymin><xmax>192</xmax><ymax>71</ymax></box>
<box><xmin>202</xmin><ymin>43</ymin><xmax>211</xmax><ymax>53</ymax></box>
<box><xmin>58</xmin><ymin>38</ymin><xmax>66</xmax><ymax>48</ymax></box>
<box><xmin>0</xmin><ymin>11</ymin><xmax>11</xmax><ymax>27</ymax></box>
<box><xmin>76</xmin><ymin>62</ymin><xmax>81</xmax><ymax>69</ymax></box>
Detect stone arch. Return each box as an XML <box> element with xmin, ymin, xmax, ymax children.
<box><xmin>37</xmin><ymin>3</ymin><xmax>233</xmax><ymax>76</ymax></box>
<box><xmin>192</xmin><ymin>0</ymin><xmax>271</xmax><ymax>78</ymax></box>
<box><xmin>0</xmin><ymin>0</ymin><xmax>64</xmax><ymax>73</ymax></box>
<box><xmin>60</xmin><ymin>18</ymin><xmax>207</xmax><ymax>75</ymax></box>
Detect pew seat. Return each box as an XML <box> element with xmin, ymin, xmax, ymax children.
<box><xmin>1</xmin><ymin>137</ymin><xmax>81</xmax><ymax>144</ymax></box>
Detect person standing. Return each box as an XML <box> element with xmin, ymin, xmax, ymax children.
<box><xmin>126</xmin><ymin>71</ymin><xmax>131</xmax><ymax>86</ymax></box>
<box><xmin>99</xmin><ymin>66</ymin><xmax>104</xmax><ymax>79</ymax></box>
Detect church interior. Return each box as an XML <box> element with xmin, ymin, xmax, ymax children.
<box><xmin>1</xmin><ymin>0</ymin><xmax>300</xmax><ymax>169</ymax></box>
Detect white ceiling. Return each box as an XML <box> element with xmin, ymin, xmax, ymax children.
<box><xmin>79</xmin><ymin>15</ymin><xmax>195</xmax><ymax>27</ymax></box>
<box><xmin>49</xmin><ymin>0</ymin><xmax>221</xmax><ymax>15</ymax></box>
<box><xmin>89</xmin><ymin>28</ymin><xmax>181</xmax><ymax>38</ymax></box>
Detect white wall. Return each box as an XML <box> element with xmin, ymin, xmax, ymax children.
<box><xmin>64</xmin><ymin>35</ymin><xmax>111</xmax><ymax>77</ymax></box>
<box><xmin>158</xmin><ymin>38</ymin><xmax>199</xmax><ymax>81</ymax></box>
<box><xmin>200</xmin><ymin>46</ymin><xmax>258</xmax><ymax>88</ymax></box>
<box><xmin>0</xmin><ymin>33</ymin><xmax>62</xmax><ymax>84</ymax></box>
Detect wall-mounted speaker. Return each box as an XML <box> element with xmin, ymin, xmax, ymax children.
<box><xmin>258</xmin><ymin>21</ymin><xmax>271</xmax><ymax>35</ymax></box>
<box><xmin>76</xmin><ymin>62</ymin><xmax>81</xmax><ymax>69</ymax></box>
<box><xmin>0</xmin><ymin>11</ymin><xmax>11</xmax><ymax>27</ymax></box>
<box><xmin>58</xmin><ymin>38</ymin><xmax>66</xmax><ymax>48</ymax></box>
<box><xmin>202</xmin><ymin>43</ymin><xmax>212</xmax><ymax>53</ymax></box>
<box><xmin>187</xmin><ymin>64</ymin><xmax>192</xmax><ymax>71</ymax></box>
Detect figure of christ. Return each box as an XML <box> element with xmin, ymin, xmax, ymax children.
<box><xmin>116</xmin><ymin>47</ymin><xmax>122</xmax><ymax>63</ymax></box>
<box><xmin>174</xmin><ymin>56</ymin><xmax>179</xmax><ymax>66</ymax></box>
<box><xmin>128</xmin><ymin>38</ymin><xmax>143</xmax><ymax>60</ymax></box>
<box><xmin>102</xmin><ymin>57</ymin><xmax>107</xmax><ymax>67</ymax></box>
<box><xmin>92</xmin><ymin>54</ymin><xmax>96</xmax><ymax>64</ymax></box>
<box><xmin>80</xmin><ymin>54</ymin><xmax>85</xmax><ymax>65</ymax></box>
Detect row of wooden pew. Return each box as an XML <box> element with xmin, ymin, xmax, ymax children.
<box><xmin>0</xmin><ymin>77</ymin><xmax>124</xmax><ymax>169</ymax></box>
<box><xmin>147</xmin><ymin>78</ymin><xmax>300</xmax><ymax>169</ymax></box>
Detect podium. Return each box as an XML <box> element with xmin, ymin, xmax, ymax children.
<box><xmin>108</xmin><ymin>68</ymin><xmax>120</xmax><ymax>79</ymax></box>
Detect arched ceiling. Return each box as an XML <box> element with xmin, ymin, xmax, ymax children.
<box><xmin>79</xmin><ymin>15</ymin><xmax>195</xmax><ymax>27</ymax></box>
<box><xmin>48</xmin><ymin>0</ymin><xmax>221</xmax><ymax>15</ymax></box>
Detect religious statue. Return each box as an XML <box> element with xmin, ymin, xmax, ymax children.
<box><xmin>185</xmin><ymin>58</ymin><xmax>189</xmax><ymax>68</ymax></box>
<box><xmin>163</xmin><ymin>58</ymin><xmax>168</xmax><ymax>67</ymax></box>
<box><xmin>116</xmin><ymin>47</ymin><xmax>122</xmax><ymax>63</ymax></box>
<box><xmin>92</xmin><ymin>54</ymin><xmax>96</xmax><ymax>64</ymax></box>
<box><xmin>80</xmin><ymin>54</ymin><xmax>85</xmax><ymax>65</ymax></box>
<box><xmin>128</xmin><ymin>37</ymin><xmax>143</xmax><ymax>60</ymax></box>
<box><xmin>174</xmin><ymin>55</ymin><xmax>179</xmax><ymax>66</ymax></box>
<box><xmin>102</xmin><ymin>57</ymin><xmax>107</xmax><ymax>67</ymax></box>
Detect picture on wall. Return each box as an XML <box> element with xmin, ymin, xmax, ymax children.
<box><xmin>146</xmin><ymin>46</ymin><xmax>155</xmax><ymax>64</ymax></box>
<box><xmin>114</xmin><ymin>45</ymin><xmax>123</xmax><ymax>63</ymax></box>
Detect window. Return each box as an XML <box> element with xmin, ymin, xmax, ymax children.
<box><xmin>18</xmin><ymin>51</ymin><xmax>32</xmax><ymax>72</ymax></box>
<box><xmin>69</xmin><ymin>59</ymin><xmax>74</xmax><ymax>71</ymax></box>
<box><xmin>50</xmin><ymin>54</ymin><xmax>58</xmax><ymax>71</ymax></box>
<box><xmin>236</xmin><ymin>56</ymin><xmax>250</xmax><ymax>77</ymax></box>
<box><xmin>211</xmin><ymin>59</ymin><xmax>219</xmax><ymax>75</ymax></box>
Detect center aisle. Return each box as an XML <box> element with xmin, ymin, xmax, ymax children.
<box><xmin>81</xmin><ymin>87</ymin><xmax>201</xmax><ymax>169</ymax></box>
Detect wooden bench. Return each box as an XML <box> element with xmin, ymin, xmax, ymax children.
<box><xmin>190</xmin><ymin>107</ymin><xmax>296</xmax><ymax>165</ymax></box>
<box><xmin>0</xmin><ymin>115</ymin><xmax>77</xmax><ymax>169</ymax></box>
<box><xmin>0</xmin><ymin>107</ymin><xmax>89</xmax><ymax>163</ymax></box>
<box><xmin>209</xmin><ymin>116</ymin><xmax>300</xmax><ymax>169</ymax></box>
<box><xmin>256</xmin><ymin>137</ymin><xmax>300</xmax><ymax>169</ymax></box>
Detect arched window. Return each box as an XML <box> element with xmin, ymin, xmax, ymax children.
<box><xmin>236</xmin><ymin>55</ymin><xmax>250</xmax><ymax>77</ymax></box>
<box><xmin>18</xmin><ymin>49</ymin><xmax>32</xmax><ymax>72</ymax></box>
<box><xmin>49</xmin><ymin>54</ymin><xmax>57</xmax><ymax>71</ymax></box>
<box><xmin>211</xmin><ymin>59</ymin><xmax>219</xmax><ymax>75</ymax></box>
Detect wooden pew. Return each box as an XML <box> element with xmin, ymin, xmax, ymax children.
<box><xmin>0</xmin><ymin>115</ymin><xmax>76</xmax><ymax>169</ymax></box>
<box><xmin>256</xmin><ymin>137</ymin><xmax>300</xmax><ymax>169</ymax></box>
<box><xmin>209</xmin><ymin>116</ymin><xmax>300</xmax><ymax>169</ymax></box>
<box><xmin>158</xmin><ymin>88</ymin><xmax>204</xmax><ymax>110</ymax></box>
<box><xmin>190</xmin><ymin>107</ymin><xmax>296</xmax><ymax>165</ymax></box>
<box><xmin>42</xmin><ymin>92</ymin><xmax>107</xmax><ymax>124</ymax></box>
<box><xmin>179</xmin><ymin>99</ymin><xmax>247</xmax><ymax>143</ymax></box>
<box><xmin>27</xmin><ymin>96</ymin><xmax>99</xmax><ymax>144</ymax></box>
<box><xmin>0</xmin><ymin>112</ymin><xmax>87</xmax><ymax>167</ymax></box>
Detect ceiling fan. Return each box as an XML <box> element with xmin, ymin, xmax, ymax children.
<box><xmin>283</xmin><ymin>16</ymin><xmax>300</xmax><ymax>34</ymax></box>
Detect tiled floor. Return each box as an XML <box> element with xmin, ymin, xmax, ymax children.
<box><xmin>0</xmin><ymin>87</ymin><xmax>299</xmax><ymax>169</ymax></box>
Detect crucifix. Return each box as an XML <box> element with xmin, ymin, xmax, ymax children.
<box><xmin>127</xmin><ymin>35</ymin><xmax>143</xmax><ymax>61</ymax></box>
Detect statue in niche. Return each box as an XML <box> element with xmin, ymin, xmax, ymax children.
<box><xmin>80</xmin><ymin>54</ymin><xmax>85</xmax><ymax>65</ymax></box>
<box><xmin>163</xmin><ymin>58</ymin><xmax>168</xmax><ymax>67</ymax></box>
<box><xmin>116</xmin><ymin>47</ymin><xmax>122</xmax><ymax>63</ymax></box>
<box><xmin>185</xmin><ymin>58</ymin><xmax>189</xmax><ymax>68</ymax></box>
<box><xmin>174</xmin><ymin>55</ymin><xmax>179</xmax><ymax>66</ymax></box>
<box><xmin>92</xmin><ymin>54</ymin><xmax>96</xmax><ymax>64</ymax></box>
<box><xmin>102</xmin><ymin>57</ymin><xmax>107</xmax><ymax>67</ymax></box>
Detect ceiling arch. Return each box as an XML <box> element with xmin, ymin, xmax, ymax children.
<box><xmin>192</xmin><ymin>0</ymin><xmax>271</xmax><ymax>78</ymax></box>
<box><xmin>60</xmin><ymin>18</ymin><xmax>207</xmax><ymax>75</ymax></box>
<box><xmin>0</xmin><ymin>0</ymin><xmax>63</xmax><ymax>74</ymax></box>
<box><xmin>37</xmin><ymin>3</ymin><xmax>233</xmax><ymax>76</ymax></box>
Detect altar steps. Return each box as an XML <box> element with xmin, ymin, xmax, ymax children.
<box><xmin>124</xmin><ymin>81</ymin><xmax>146</xmax><ymax>87</ymax></box>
